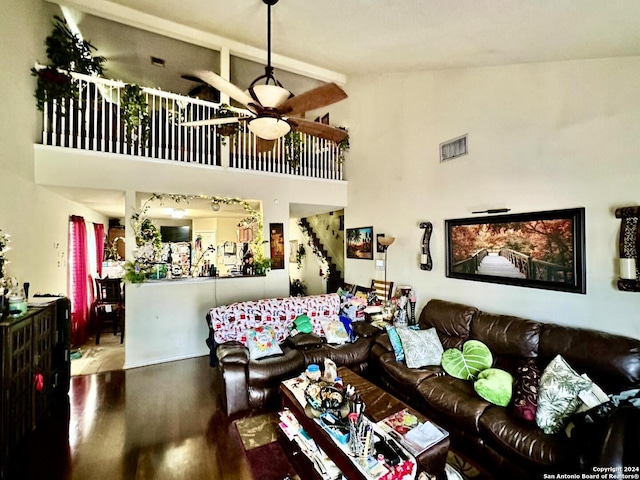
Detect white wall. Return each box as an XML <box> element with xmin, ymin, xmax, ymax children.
<box><xmin>344</xmin><ymin>57</ymin><xmax>640</xmax><ymax>340</ymax></box>
<box><xmin>0</xmin><ymin>0</ymin><xmax>108</xmax><ymax>296</ymax></box>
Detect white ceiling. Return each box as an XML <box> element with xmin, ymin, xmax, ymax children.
<box><xmin>97</xmin><ymin>0</ymin><xmax>640</xmax><ymax>75</ymax></box>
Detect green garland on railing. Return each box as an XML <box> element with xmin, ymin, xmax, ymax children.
<box><xmin>297</xmin><ymin>221</ymin><xmax>330</xmax><ymax>279</ymax></box>
<box><xmin>121</xmin><ymin>84</ymin><xmax>150</xmax><ymax>146</ymax></box>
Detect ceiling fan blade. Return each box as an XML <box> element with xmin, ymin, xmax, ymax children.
<box><xmin>226</xmin><ymin>105</ymin><xmax>254</xmax><ymax>116</ymax></box>
<box><xmin>191</xmin><ymin>70</ymin><xmax>254</xmax><ymax>107</ymax></box>
<box><xmin>290</xmin><ymin>118</ymin><xmax>348</xmax><ymax>143</ymax></box>
<box><xmin>279</xmin><ymin>83</ymin><xmax>347</xmax><ymax>116</ymax></box>
<box><xmin>181</xmin><ymin>117</ymin><xmax>243</xmax><ymax>127</ymax></box>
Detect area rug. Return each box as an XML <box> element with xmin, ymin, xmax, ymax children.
<box><xmin>233</xmin><ymin>413</ymin><xmax>299</xmax><ymax>480</ymax></box>
<box><xmin>235</xmin><ymin>412</ymin><xmax>487</xmax><ymax>480</ymax></box>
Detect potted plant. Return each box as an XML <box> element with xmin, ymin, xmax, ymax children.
<box><xmin>253</xmin><ymin>257</ymin><xmax>271</xmax><ymax>276</ymax></box>
<box><xmin>32</xmin><ymin>15</ymin><xmax>105</xmax><ymax>112</ymax></box>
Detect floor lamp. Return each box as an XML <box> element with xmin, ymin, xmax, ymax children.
<box><xmin>378</xmin><ymin>235</ymin><xmax>395</xmax><ymax>303</ymax></box>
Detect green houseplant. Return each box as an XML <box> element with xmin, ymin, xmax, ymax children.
<box><xmin>121</xmin><ymin>84</ymin><xmax>150</xmax><ymax>146</ymax></box>
<box><xmin>32</xmin><ymin>15</ymin><xmax>105</xmax><ymax>111</ymax></box>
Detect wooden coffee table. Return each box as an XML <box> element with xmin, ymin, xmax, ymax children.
<box><xmin>279</xmin><ymin>366</ymin><xmax>450</xmax><ymax>480</ymax></box>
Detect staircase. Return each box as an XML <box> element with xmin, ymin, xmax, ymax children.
<box><xmin>299</xmin><ymin>218</ymin><xmax>344</xmax><ymax>293</ymax></box>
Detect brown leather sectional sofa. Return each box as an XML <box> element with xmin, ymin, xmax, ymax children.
<box><xmin>370</xmin><ymin>299</ymin><xmax>640</xmax><ymax>478</ymax></box>
<box><xmin>214</xmin><ymin>297</ymin><xmax>640</xmax><ymax>478</ymax></box>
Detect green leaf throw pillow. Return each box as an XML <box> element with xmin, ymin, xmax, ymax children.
<box><xmin>535</xmin><ymin>355</ymin><xmax>593</xmax><ymax>435</ymax></box>
<box><xmin>474</xmin><ymin>368</ymin><xmax>514</xmax><ymax>407</ymax></box>
<box><xmin>441</xmin><ymin>340</ymin><xmax>493</xmax><ymax>381</ymax></box>
<box><xmin>292</xmin><ymin>314</ymin><xmax>313</xmax><ymax>334</ymax></box>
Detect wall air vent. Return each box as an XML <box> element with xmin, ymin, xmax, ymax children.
<box><xmin>440</xmin><ymin>134</ymin><xmax>468</xmax><ymax>162</ymax></box>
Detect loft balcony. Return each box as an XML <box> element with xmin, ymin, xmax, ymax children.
<box><xmin>37</xmin><ymin>70</ymin><xmax>345</xmax><ymax>181</ymax></box>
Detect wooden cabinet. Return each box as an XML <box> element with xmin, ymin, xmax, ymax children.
<box><xmin>0</xmin><ymin>298</ymin><xmax>70</xmax><ymax>478</ymax></box>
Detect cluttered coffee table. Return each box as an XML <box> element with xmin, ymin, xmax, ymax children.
<box><xmin>279</xmin><ymin>366</ymin><xmax>450</xmax><ymax>480</ymax></box>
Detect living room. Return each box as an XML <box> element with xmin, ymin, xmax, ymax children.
<box><xmin>1</xmin><ymin>1</ymin><xmax>639</xmax><ymax>479</ymax></box>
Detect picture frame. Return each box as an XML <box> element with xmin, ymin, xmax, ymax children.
<box><xmin>376</xmin><ymin>233</ymin><xmax>386</xmax><ymax>253</ymax></box>
<box><xmin>347</xmin><ymin>226</ymin><xmax>374</xmax><ymax>260</ymax></box>
<box><xmin>269</xmin><ymin>223</ymin><xmax>285</xmax><ymax>270</ymax></box>
<box><xmin>445</xmin><ymin>208</ymin><xmax>586</xmax><ymax>293</ymax></box>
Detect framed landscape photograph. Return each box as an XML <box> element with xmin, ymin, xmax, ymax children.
<box><xmin>445</xmin><ymin>208</ymin><xmax>586</xmax><ymax>293</ymax></box>
<box><xmin>347</xmin><ymin>226</ymin><xmax>374</xmax><ymax>259</ymax></box>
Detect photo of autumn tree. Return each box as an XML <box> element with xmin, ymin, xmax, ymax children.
<box><xmin>447</xmin><ymin>208</ymin><xmax>588</xmax><ymax>292</ymax></box>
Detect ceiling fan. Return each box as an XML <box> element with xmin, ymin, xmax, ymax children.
<box><xmin>181</xmin><ymin>0</ymin><xmax>348</xmax><ymax>144</ymax></box>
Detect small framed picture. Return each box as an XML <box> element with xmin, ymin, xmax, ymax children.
<box><xmin>346</xmin><ymin>226</ymin><xmax>373</xmax><ymax>260</ymax></box>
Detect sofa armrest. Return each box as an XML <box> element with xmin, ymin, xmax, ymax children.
<box><xmin>373</xmin><ymin>332</ymin><xmax>393</xmax><ymax>352</ymax></box>
<box><xmin>217</xmin><ymin>341</ymin><xmax>250</xmax><ymax>416</ymax></box>
<box><xmin>597</xmin><ymin>404</ymin><xmax>640</xmax><ymax>469</ymax></box>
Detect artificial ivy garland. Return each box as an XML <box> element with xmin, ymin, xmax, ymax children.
<box><xmin>124</xmin><ymin>193</ymin><xmax>266</xmax><ymax>283</ymax></box>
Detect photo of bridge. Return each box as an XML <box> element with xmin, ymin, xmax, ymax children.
<box><xmin>449</xmin><ymin>218</ymin><xmax>575</xmax><ymax>284</ymax></box>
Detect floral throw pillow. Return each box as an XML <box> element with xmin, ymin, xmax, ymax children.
<box><xmin>536</xmin><ymin>355</ymin><xmax>593</xmax><ymax>434</ymax></box>
<box><xmin>245</xmin><ymin>325</ymin><xmax>283</xmax><ymax>360</ymax></box>
<box><xmin>512</xmin><ymin>359</ymin><xmax>541</xmax><ymax>423</ymax></box>
<box><xmin>321</xmin><ymin>318</ymin><xmax>350</xmax><ymax>344</ymax></box>
<box><xmin>395</xmin><ymin>327</ymin><xmax>444</xmax><ymax>369</ymax></box>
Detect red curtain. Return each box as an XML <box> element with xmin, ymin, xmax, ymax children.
<box><xmin>94</xmin><ymin>223</ymin><xmax>105</xmax><ymax>278</ymax></box>
<box><xmin>69</xmin><ymin>215</ymin><xmax>89</xmax><ymax>347</ymax></box>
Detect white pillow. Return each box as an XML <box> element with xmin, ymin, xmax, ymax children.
<box><xmin>321</xmin><ymin>318</ymin><xmax>350</xmax><ymax>344</ymax></box>
<box><xmin>395</xmin><ymin>327</ymin><xmax>444</xmax><ymax>369</ymax></box>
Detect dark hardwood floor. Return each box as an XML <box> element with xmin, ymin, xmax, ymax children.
<box><xmin>9</xmin><ymin>356</ymin><xmax>253</xmax><ymax>480</ymax></box>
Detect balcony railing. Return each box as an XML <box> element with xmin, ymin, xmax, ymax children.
<box><xmin>40</xmin><ymin>71</ymin><xmax>343</xmax><ymax>180</ymax></box>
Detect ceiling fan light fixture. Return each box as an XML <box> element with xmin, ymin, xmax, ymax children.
<box><xmin>248</xmin><ymin>115</ymin><xmax>291</xmax><ymax>140</ymax></box>
<box><xmin>248</xmin><ymin>84</ymin><xmax>291</xmax><ymax>109</ymax></box>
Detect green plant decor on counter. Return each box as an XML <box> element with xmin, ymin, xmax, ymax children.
<box><xmin>253</xmin><ymin>257</ymin><xmax>271</xmax><ymax>275</ymax></box>
<box><xmin>32</xmin><ymin>15</ymin><xmax>105</xmax><ymax>112</ymax></box>
<box><xmin>121</xmin><ymin>84</ymin><xmax>150</xmax><ymax>146</ymax></box>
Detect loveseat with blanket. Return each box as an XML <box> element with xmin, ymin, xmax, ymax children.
<box><xmin>370</xmin><ymin>299</ymin><xmax>640</xmax><ymax>479</ymax></box>
<box><xmin>206</xmin><ymin>293</ymin><xmax>379</xmax><ymax>416</ymax></box>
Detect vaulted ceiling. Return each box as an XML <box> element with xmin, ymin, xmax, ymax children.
<box><xmin>74</xmin><ymin>0</ymin><xmax>640</xmax><ymax>75</ymax></box>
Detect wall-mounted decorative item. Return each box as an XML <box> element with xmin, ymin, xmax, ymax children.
<box><xmin>269</xmin><ymin>223</ymin><xmax>284</xmax><ymax>270</ymax></box>
<box><xmin>420</xmin><ymin>222</ymin><xmax>433</xmax><ymax>271</ymax></box>
<box><xmin>289</xmin><ymin>240</ymin><xmax>298</xmax><ymax>263</ymax></box>
<box><xmin>445</xmin><ymin>208</ymin><xmax>586</xmax><ymax>293</ymax></box>
<box><xmin>346</xmin><ymin>226</ymin><xmax>373</xmax><ymax>260</ymax></box>
<box><xmin>615</xmin><ymin>206</ymin><xmax>639</xmax><ymax>292</ymax></box>
<box><xmin>376</xmin><ymin>233</ymin><xmax>387</xmax><ymax>253</ymax></box>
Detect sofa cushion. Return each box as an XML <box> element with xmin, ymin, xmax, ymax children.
<box><xmin>441</xmin><ymin>340</ymin><xmax>493</xmax><ymax>381</ymax></box>
<box><xmin>479</xmin><ymin>406</ymin><xmax>578</xmax><ymax>469</ymax></box>
<box><xmin>539</xmin><ymin>323</ymin><xmax>640</xmax><ymax>394</ymax></box>
<box><xmin>246</xmin><ymin>325</ymin><xmax>284</xmax><ymax>360</ymax></box>
<box><xmin>302</xmin><ymin>337</ymin><xmax>372</xmax><ymax>368</ymax></box>
<box><xmin>474</xmin><ymin>368</ymin><xmax>513</xmax><ymax>407</ymax></box>
<box><xmin>377</xmin><ymin>350</ymin><xmax>442</xmax><ymax>394</ymax></box>
<box><xmin>247</xmin><ymin>346</ymin><xmax>305</xmax><ymax>389</ymax></box>
<box><xmin>396</xmin><ymin>327</ymin><xmax>444</xmax><ymax>368</ymax></box>
<box><xmin>536</xmin><ymin>355</ymin><xmax>593</xmax><ymax>434</ymax></box>
<box><xmin>416</xmin><ymin>376</ymin><xmax>491</xmax><ymax>434</ymax></box>
<box><xmin>512</xmin><ymin>359</ymin><xmax>541</xmax><ymax>423</ymax></box>
<box><xmin>418</xmin><ymin>299</ymin><xmax>478</xmax><ymax>349</ymax></box>
<box><xmin>286</xmin><ymin>332</ymin><xmax>324</xmax><ymax>350</ymax></box>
